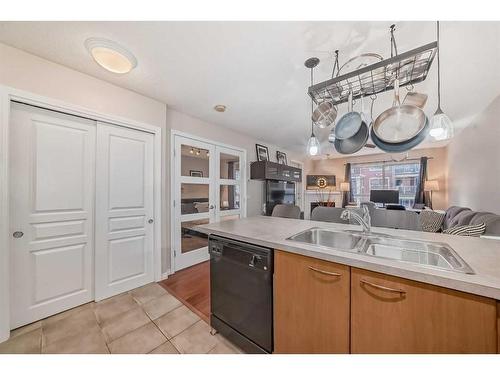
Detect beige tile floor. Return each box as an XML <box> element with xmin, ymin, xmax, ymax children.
<box><xmin>0</xmin><ymin>283</ymin><xmax>242</xmax><ymax>354</ymax></box>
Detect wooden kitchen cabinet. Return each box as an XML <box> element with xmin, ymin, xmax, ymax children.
<box><xmin>350</xmin><ymin>268</ymin><xmax>497</xmax><ymax>353</ymax></box>
<box><xmin>274</xmin><ymin>250</ymin><xmax>350</xmax><ymax>353</ymax></box>
<box><xmin>497</xmin><ymin>301</ymin><xmax>500</xmax><ymax>353</ymax></box>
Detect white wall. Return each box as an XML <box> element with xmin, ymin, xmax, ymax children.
<box><xmin>447</xmin><ymin>95</ymin><xmax>500</xmax><ymax>213</ymax></box>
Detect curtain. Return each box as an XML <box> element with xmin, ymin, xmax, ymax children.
<box><xmin>342</xmin><ymin>163</ymin><xmax>351</xmax><ymax>208</ymax></box>
<box><xmin>414</xmin><ymin>156</ymin><xmax>429</xmax><ymax>207</ymax></box>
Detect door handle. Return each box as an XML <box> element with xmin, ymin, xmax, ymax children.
<box><xmin>360</xmin><ymin>279</ymin><xmax>406</xmax><ymax>295</ymax></box>
<box><xmin>13</xmin><ymin>231</ymin><xmax>24</xmax><ymax>238</ymax></box>
<box><xmin>249</xmin><ymin>254</ymin><xmax>261</xmax><ymax>268</ymax></box>
<box><xmin>148</xmin><ymin>219</ymin><xmax>154</xmax><ymax>224</ymax></box>
<box><xmin>308</xmin><ymin>266</ymin><xmax>341</xmax><ymax>277</ymax></box>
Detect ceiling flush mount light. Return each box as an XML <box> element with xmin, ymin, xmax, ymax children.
<box><xmin>214</xmin><ymin>105</ymin><xmax>227</xmax><ymax>113</ymax></box>
<box><xmin>305</xmin><ymin>57</ymin><xmax>321</xmax><ymax>156</ymax></box>
<box><xmin>85</xmin><ymin>38</ymin><xmax>137</xmax><ymax>74</ymax></box>
<box><xmin>429</xmin><ymin>21</ymin><xmax>453</xmax><ymax>141</ymax></box>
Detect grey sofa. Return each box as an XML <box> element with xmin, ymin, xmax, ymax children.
<box><xmin>310</xmin><ymin>204</ymin><xmax>500</xmax><ymax>236</ymax></box>
<box><xmin>443</xmin><ymin>206</ymin><xmax>500</xmax><ymax>235</ymax></box>
<box><xmin>311</xmin><ymin>205</ymin><xmax>419</xmax><ymax>230</ymax></box>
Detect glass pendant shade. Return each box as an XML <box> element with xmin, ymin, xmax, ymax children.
<box><xmin>430</xmin><ymin>21</ymin><xmax>454</xmax><ymax>141</ymax></box>
<box><xmin>307</xmin><ymin>132</ymin><xmax>320</xmax><ymax>156</ymax></box>
<box><xmin>429</xmin><ymin>108</ymin><xmax>454</xmax><ymax>141</ymax></box>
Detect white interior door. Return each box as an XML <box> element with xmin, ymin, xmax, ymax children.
<box><xmin>173</xmin><ymin>136</ymin><xmax>215</xmax><ymax>271</ymax></box>
<box><xmin>95</xmin><ymin>122</ymin><xmax>155</xmax><ymax>301</ymax></box>
<box><xmin>9</xmin><ymin>103</ymin><xmax>96</xmax><ymax>328</ymax></box>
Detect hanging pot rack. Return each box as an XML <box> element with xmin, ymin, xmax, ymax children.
<box><xmin>307</xmin><ymin>31</ymin><xmax>438</xmax><ymax>106</ymax></box>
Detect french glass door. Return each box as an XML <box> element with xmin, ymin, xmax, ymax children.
<box><xmin>173</xmin><ymin>135</ymin><xmax>244</xmax><ymax>271</ymax></box>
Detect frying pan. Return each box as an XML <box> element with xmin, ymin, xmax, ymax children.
<box><xmin>372</xmin><ymin>79</ymin><xmax>428</xmax><ymax>144</ymax></box>
<box><xmin>335</xmin><ymin>92</ymin><xmax>364</xmax><ymax>140</ymax></box>
<box><xmin>371</xmin><ymin>117</ymin><xmax>430</xmax><ymax>153</ymax></box>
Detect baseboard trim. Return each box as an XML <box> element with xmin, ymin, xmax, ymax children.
<box><xmin>0</xmin><ymin>331</ymin><xmax>9</xmax><ymax>344</ymax></box>
<box><xmin>160</xmin><ymin>270</ymin><xmax>171</xmax><ymax>280</ymax></box>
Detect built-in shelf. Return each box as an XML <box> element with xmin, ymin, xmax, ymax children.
<box><xmin>250</xmin><ymin>161</ymin><xmax>302</xmax><ymax>182</ymax></box>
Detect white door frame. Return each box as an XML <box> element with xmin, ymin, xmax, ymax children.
<box><xmin>0</xmin><ymin>85</ymin><xmax>162</xmax><ymax>342</ymax></box>
<box><xmin>290</xmin><ymin>159</ymin><xmax>305</xmax><ymax>213</ymax></box>
<box><xmin>169</xmin><ymin>130</ymin><xmax>247</xmax><ymax>274</ymax></box>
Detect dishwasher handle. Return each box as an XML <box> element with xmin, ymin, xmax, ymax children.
<box><xmin>209</xmin><ymin>236</ymin><xmax>272</xmax><ymax>272</ymax></box>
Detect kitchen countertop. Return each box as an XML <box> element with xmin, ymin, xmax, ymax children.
<box><xmin>195</xmin><ymin>216</ymin><xmax>500</xmax><ymax>300</ymax></box>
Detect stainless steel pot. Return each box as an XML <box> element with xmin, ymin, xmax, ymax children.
<box><xmin>334</xmin><ymin>121</ymin><xmax>369</xmax><ymax>154</ymax></box>
<box><xmin>372</xmin><ymin>79</ymin><xmax>428</xmax><ymax>144</ymax></box>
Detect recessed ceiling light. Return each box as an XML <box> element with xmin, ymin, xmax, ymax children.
<box><xmin>85</xmin><ymin>38</ymin><xmax>137</xmax><ymax>74</ymax></box>
<box><xmin>214</xmin><ymin>105</ymin><xmax>227</xmax><ymax>113</ymax></box>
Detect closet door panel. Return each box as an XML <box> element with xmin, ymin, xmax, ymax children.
<box><xmin>9</xmin><ymin>103</ymin><xmax>95</xmax><ymax>328</ymax></box>
<box><xmin>95</xmin><ymin>122</ymin><xmax>155</xmax><ymax>300</ymax></box>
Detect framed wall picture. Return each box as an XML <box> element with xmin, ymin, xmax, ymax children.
<box><xmin>276</xmin><ymin>151</ymin><xmax>287</xmax><ymax>165</ymax></box>
<box><xmin>255</xmin><ymin>144</ymin><xmax>269</xmax><ymax>161</ymax></box>
<box><xmin>189</xmin><ymin>170</ymin><xmax>203</xmax><ymax>177</ymax></box>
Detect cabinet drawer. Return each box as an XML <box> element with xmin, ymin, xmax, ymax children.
<box><xmin>351</xmin><ymin>268</ymin><xmax>497</xmax><ymax>353</ymax></box>
<box><xmin>274</xmin><ymin>250</ymin><xmax>350</xmax><ymax>353</ymax></box>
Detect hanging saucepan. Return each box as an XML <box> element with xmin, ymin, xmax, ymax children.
<box><xmin>372</xmin><ymin>78</ymin><xmax>428</xmax><ymax>144</ymax></box>
<box><xmin>334</xmin><ymin>93</ymin><xmax>369</xmax><ymax>154</ymax></box>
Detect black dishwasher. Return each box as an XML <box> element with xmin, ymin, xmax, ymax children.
<box><xmin>209</xmin><ymin>235</ymin><xmax>273</xmax><ymax>353</ymax></box>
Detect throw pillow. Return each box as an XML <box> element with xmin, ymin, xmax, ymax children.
<box><xmin>419</xmin><ymin>210</ymin><xmax>445</xmax><ymax>232</ymax></box>
<box><xmin>443</xmin><ymin>222</ymin><xmax>486</xmax><ymax>237</ymax></box>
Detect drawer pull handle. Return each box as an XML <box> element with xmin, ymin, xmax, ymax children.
<box><xmin>308</xmin><ymin>266</ymin><xmax>341</xmax><ymax>277</ymax></box>
<box><xmin>360</xmin><ymin>279</ymin><xmax>406</xmax><ymax>295</ymax></box>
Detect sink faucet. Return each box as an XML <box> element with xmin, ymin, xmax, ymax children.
<box><xmin>341</xmin><ymin>205</ymin><xmax>371</xmax><ymax>233</ymax></box>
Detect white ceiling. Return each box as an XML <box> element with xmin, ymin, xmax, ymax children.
<box><xmin>0</xmin><ymin>21</ymin><xmax>499</xmax><ymax>156</ymax></box>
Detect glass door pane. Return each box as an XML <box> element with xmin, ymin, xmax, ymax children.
<box><xmin>219</xmin><ymin>152</ymin><xmax>240</xmax><ymax>180</ymax></box>
<box><xmin>181</xmin><ymin>218</ymin><xmax>209</xmax><ymax>254</ymax></box>
<box><xmin>181</xmin><ymin>144</ymin><xmax>210</xmax><ymax>178</ymax></box>
<box><xmin>219</xmin><ymin>184</ymin><xmax>240</xmax><ymax>210</ymax></box>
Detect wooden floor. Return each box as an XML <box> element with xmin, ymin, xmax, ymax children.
<box><xmin>159</xmin><ymin>261</ymin><xmax>210</xmax><ymax>323</ymax></box>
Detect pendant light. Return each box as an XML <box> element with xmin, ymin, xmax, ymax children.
<box><xmin>429</xmin><ymin>21</ymin><xmax>454</xmax><ymax>141</ymax></box>
<box><xmin>305</xmin><ymin>57</ymin><xmax>320</xmax><ymax>156</ymax></box>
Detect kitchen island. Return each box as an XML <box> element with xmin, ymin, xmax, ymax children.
<box><xmin>196</xmin><ymin>216</ymin><xmax>500</xmax><ymax>353</ymax></box>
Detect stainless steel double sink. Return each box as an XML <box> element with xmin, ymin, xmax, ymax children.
<box><xmin>287</xmin><ymin>227</ymin><xmax>474</xmax><ymax>274</ymax></box>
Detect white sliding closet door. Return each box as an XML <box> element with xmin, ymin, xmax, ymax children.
<box><xmin>95</xmin><ymin>122</ymin><xmax>155</xmax><ymax>300</ymax></box>
<box><xmin>9</xmin><ymin>103</ymin><xmax>96</xmax><ymax>328</ymax></box>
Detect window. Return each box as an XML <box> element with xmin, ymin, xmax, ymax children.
<box><xmin>350</xmin><ymin>161</ymin><xmax>421</xmax><ymax>208</ymax></box>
